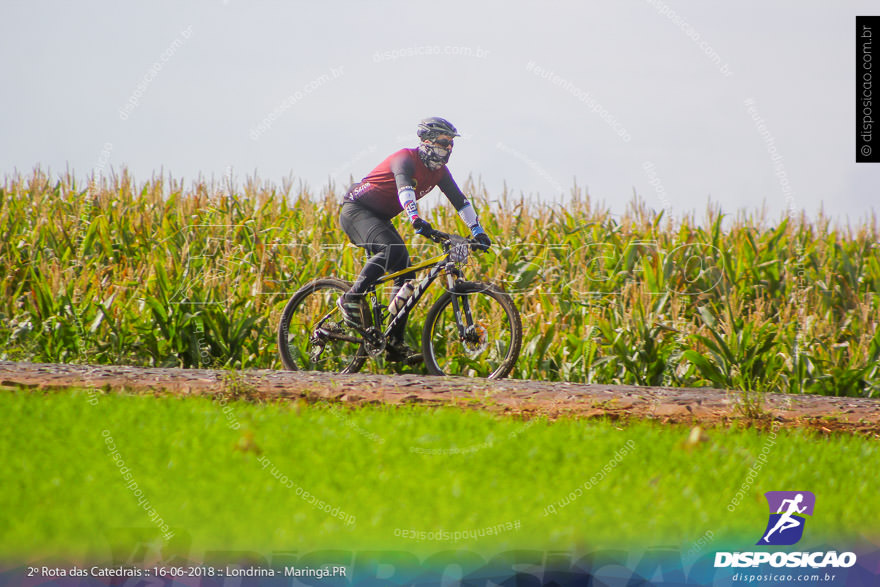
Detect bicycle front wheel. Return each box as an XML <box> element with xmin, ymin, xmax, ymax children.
<box><xmin>422</xmin><ymin>281</ymin><xmax>522</xmax><ymax>379</ymax></box>
<box><xmin>277</xmin><ymin>278</ymin><xmax>369</xmax><ymax>373</ymax></box>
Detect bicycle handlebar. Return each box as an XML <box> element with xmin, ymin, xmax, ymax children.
<box><xmin>419</xmin><ymin>227</ymin><xmax>449</xmax><ymax>243</ymax></box>
<box><xmin>420</xmin><ymin>228</ymin><xmax>489</xmax><ymax>252</ymax></box>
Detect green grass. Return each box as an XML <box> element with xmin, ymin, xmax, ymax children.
<box><xmin>1</xmin><ymin>388</ymin><xmax>877</xmax><ymax>560</ymax></box>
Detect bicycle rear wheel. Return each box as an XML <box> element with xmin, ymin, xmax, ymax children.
<box><xmin>422</xmin><ymin>281</ymin><xmax>522</xmax><ymax>379</ymax></box>
<box><xmin>277</xmin><ymin>278</ymin><xmax>369</xmax><ymax>373</ymax></box>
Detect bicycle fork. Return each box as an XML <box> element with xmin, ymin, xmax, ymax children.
<box><xmin>446</xmin><ymin>273</ymin><xmax>469</xmax><ymax>340</ymax></box>
<box><xmin>444</xmin><ymin>270</ymin><xmax>485</xmax><ymax>345</ymax></box>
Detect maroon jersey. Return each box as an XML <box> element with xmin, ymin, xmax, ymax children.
<box><xmin>344</xmin><ymin>148</ymin><xmax>467</xmax><ymax>220</ymax></box>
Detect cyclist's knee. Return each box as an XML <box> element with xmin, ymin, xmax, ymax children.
<box><xmin>386</xmin><ymin>243</ymin><xmax>410</xmax><ymax>272</ymax></box>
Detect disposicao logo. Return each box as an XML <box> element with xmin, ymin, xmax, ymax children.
<box><xmin>714</xmin><ymin>491</ymin><xmax>857</xmax><ymax>569</ymax></box>
<box><xmin>757</xmin><ymin>490</ymin><xmax>815</xmax><ymax>546</ymax></box>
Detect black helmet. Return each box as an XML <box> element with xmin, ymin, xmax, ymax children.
<box><xmin>417</xmin><ymin>117</ymin><xmax>460</xmax><ymax>140</ymax></box>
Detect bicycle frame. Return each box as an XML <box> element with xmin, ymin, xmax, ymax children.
<box><xmin>315</xmin><ymin>232</ymin><xmax>477</xmax><ymax>349</ymax></box>
<box><xmin>366</xmin><ymin>247</ymin><xmax>463</xmax><ymax>338</ymax></box>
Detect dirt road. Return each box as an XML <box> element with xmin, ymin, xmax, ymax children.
<box><xmin>2</xmin><ymin>361</ymin><xmax>879</xmax><ymax>436</ymax></box>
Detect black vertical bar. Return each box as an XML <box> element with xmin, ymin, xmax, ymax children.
<box><xmin>856</xmin><ymin>16</ymin><xmax>879</xmax><ymax>162</ymax></box>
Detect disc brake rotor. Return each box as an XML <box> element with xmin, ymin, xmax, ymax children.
<box><xmin>308</xmin><ymin>317</ymin><xmax>348</xmax><ymax>362</ymax></box>
<box><xmin>462</xmin><ymin>323</ymin><xmax>489</xmax><ymax>355</ymax></box>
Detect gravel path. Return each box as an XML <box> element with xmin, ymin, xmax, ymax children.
<box><xmin>2</xmin><ymin>361</ymin><xmax>879</xmax><ymax>435</ymax></box>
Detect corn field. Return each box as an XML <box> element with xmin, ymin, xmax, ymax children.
<box><xmin>2</xmin><ymin>169</ymin><xmax>878</xmax><ymax>396</ymax></box>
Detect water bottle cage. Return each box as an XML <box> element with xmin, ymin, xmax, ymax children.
<box><xmin>388</xmin><ymin>282</ymin><xmax>416</xmax><ymax>316</ymax></box>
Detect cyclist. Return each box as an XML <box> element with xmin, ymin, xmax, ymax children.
<box><xmin>337</xmin><ymin>116</ymin><xmax>492</xmax><ymax>362</ymax></box>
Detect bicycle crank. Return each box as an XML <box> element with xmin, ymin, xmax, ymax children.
<box><xmin>363</xmin><ymin>327</ymin><xmax>386</xmax><ymax>356</ymax></box>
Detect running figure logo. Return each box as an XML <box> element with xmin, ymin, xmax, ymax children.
<box><xmin>757</xmin><ymin>491</ymin><xmax>816</xmax><ymax>546</ymax></box>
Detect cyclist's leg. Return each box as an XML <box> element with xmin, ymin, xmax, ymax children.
<box><xmin>339</xmin><ymin>202</ymin><xmax>391</xmax><ymax>296</ymax></box>
<box><xmin>384</xmin><ymin>237</ymin><xmax>420</xmax><ymax>360</ymax></box>
<box><xmin>383</xmin><ymin>232</ymin><xmax>415</xmax><ymax>342</ymax></box>
<box><xmin>339</xmin><ymin>202</ymin><xmax>413</xmax><ymax>298</ymax></box>
<box><xmin>339</xmin><ymin>203</ymin><xmax>416</xmax><ymax>353</ymax></box>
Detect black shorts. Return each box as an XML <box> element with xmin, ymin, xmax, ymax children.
<box><xmin>339</xmin><ymin>201</ymin><xmax>410</xmax><ymax>276</ymax></box>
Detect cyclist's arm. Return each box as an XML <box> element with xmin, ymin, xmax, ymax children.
<box><xmin>390</xmin><ymin>154</ymin><xmax>421</xmax><ymax>223</ymax></box>
<box><xmin>437</xmin><ymin>171</ymin><xmax>486</xmax><ymax>237</ymax></box>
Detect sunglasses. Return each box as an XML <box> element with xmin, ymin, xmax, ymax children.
<box><xmin>429</xmin><ymin>138</ymin><xmax>454</xmax><ymax>148</ymax></box>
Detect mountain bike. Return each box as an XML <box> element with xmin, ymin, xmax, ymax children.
<box><xmin>277</xmin><ymin>229</ymin><xmax>522</xmax><ymax>379</ymax></box>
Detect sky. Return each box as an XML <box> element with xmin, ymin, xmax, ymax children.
<box><xmin>2</xmin><ymin>0</ymin><xmax>878</xmax><ymax>224</ymax></box>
